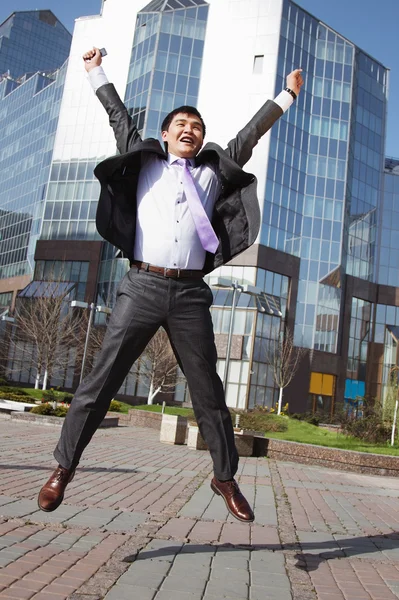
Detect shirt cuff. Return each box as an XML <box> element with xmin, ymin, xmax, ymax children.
<box><xmin>87</xmin><ymin>65</ymin><xmax>109</xmax><ymax>93</ymax></box>
<box><xmin>273</xmin><ymin>90</ymin><xmax>294</xmax><ymax>113</ymax></box>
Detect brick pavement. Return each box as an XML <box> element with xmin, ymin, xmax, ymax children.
<box><xmin>1</xmin><ymin>421</ymin><xmax>399</xmax><ymax>599</ymax></box>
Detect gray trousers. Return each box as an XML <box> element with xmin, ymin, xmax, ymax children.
<box><xmin>54</xmin><ymin>267</ymin><xmax>239</xmax><ymax>481</ymax></box>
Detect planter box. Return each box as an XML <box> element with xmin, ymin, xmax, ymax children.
<box><xmin>234</xmin><ymin>430</ymin><xmax>254</xmax><ymax>457</ymax></box>
<box><xmin>187</xmin><ymin>425</ymin><xmax>207</xmax><ymax>450</ymax></box>
<box><xmin>264</xmin><ymin>437</ymin><xmax>399</xmax><ymax>477</ymax></box>
<box><xmin>10</xmin><ymin>412</ymin><xmax>118</xmax><ymax>428</ymax></box>
<box><xmin>0</xmin><ymin>399</ymin><xmax>36</xmax><ymax>414</ymax></box>
<box><xmin>160</xmin><ymin>414</ymin><xmax>187</xmax><ymax>445</ymax></box>
<box><xmin>128</xmin><ymin>409</ymin><xmax>163</xmax><ymax>430</ymax></box>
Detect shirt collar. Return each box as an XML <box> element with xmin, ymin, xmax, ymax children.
<box><xmin>168</xmin><ymin>153</ymin><xmax>195</xmax><ymax>167</ymax></box>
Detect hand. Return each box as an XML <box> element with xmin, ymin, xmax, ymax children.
<box><xmin>83</xmin><ymin>47</ymin><xmax>102</xmax><ymax>72</ymax></box>
<box><xmin>286</xmin><ymin>69</ymin><xmax>304</xmax><ymax>96</ymax></box>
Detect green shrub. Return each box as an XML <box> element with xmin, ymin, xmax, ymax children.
<box><xmin>42</xmin><ymin>389</ymin><xmax>57</xmax><ymax>402</ymax></box>
<box><xmin>30</xmin><ymin>403</ymin><xmax>55</xmax><ymax>415</ymax></box>
<box><xmin>41</xmin><ymin>389</ymin><xmax>74</xmax><ymax>404</ymax></box>
<box><xmin>60</xmin><ymin>392</ymin><xmax>73</xmax><ymax>404</ymax></box>
<box><xmin>288</xmin><ymin>412</ymin><xmax>320</xmax><ymax>426</ymax></box>
<box><xmin>0</xmin><ymin>377</ymin><xmax>8</xmax><ymax>385</ymax></box>
<box><xmin>233</xmin><ymin>411</ymin><xmax>288</xmax><ymax>433</ymax></box>
<box><xmin>30</xmin><ymin>403</ymin><xmax>69</xmax><ymax>417</ymax></box>
<box><xmin>0</xmin><ymin>393</ymin><xmax>32</xmax><ymax>402</ymax></box>
<box><xmin>54</xmin><ymin>405</ymin><xmax>69</xmax><ymax>417</ymax></box>
<box><xmin>342</xmin><ymin>413</ymin><xmax>391</xmax><ymax>444</ymax></box>
<box><xmin>306</xmin><ymin>414</ymin><xmax>321</xmax><ymax>426</ymax></box>
<box><xmin>0</xmin><ymin>386</ymin><xmax>28</xmax><ymax>396</ymax></box>
<box><xmin>109</xmin><ymin>400</ymin><xmax>122</xmax><ymax>412</ymax></box>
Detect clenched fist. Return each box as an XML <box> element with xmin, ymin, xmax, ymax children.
<box><xmin>286</xmin><ymin>69</ymin><xmax>304</xmax><ymax>96</ymax></box>
<box><xmin>83</xmin><ymin>47</ymin><xmax>102</xmax><ymax>72</ymax></box>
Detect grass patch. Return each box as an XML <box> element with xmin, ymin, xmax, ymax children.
<box><xmin>131</xmin><ymin>404</ymin><xmax>195</xmax><ymax>417</ymax></box>
<box><xmin>266</xmin><ymin>416</ymin><xmax>399</xmax><ymax>456</ymax></box>
<box><xmin>20</xmin><ymin>389</ymin><xmax>135</xmax><ymax>414</ymax></box>
<box><xmin>21</xmin><ymin>388</ymin><xmax>48</xmax><ymax>401</ymax></box>
<box><xmin>18</xmin><ymin>387</ymin><xmax>399</xmax><ymax>456</ymax></box>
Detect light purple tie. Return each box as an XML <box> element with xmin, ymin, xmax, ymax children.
<box><xmin>175</xmin><ymin>158</ymin><xmax>219</xmax><ymax>254</ymax></box>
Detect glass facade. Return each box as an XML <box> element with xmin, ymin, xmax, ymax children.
<box><xmin>0</xmin><ymin>64</ymin><xmax>67</xmax><ymax>280</ymax></box>
<box><xmin>91</xmin><ymin>0</ymin><xmax>210</xmax><ymax>307</ymax></box>
<box><xmin>202</xmin><ymin>265</ymin><xmax>289</xmax><ymax>410</ymax></box>
<box><xmin>346</xmin><ymin>157</ymin><xmax>399</xmax><ymax>412</ymax></box>
<box><xmin>1</xmin><ymin>0</ymin><xmax>398</xmax><ymax>412</ymax></box>
<box><xmin>34</xmin><ymin>259</ymin><xmax>89</xmax><ymax>302</ymax></box>
<box><xmin>249</xmin><ymin>270</ymin><xmax>289</xmax><ymax>409</ymax></box>
<box><xmin>40</xmin><ymin>160</ymin><xmax>101</xmax><ymax>242</ymax></box>
<box><xmin>262</xmin><ymin>0</ymin><xmax>388</xmax><ymax>355</ymax></box>
<box><xmin>377</xmin><ymin>159</ymin><xmax>399</xmax><ymax>285</ymax></box>
<box><xmin>125</xmin><ymin>0</ymin><xmax>208</xmax><ymax>140</ymax></box>
<box><xmin>0</xmin><ymin>11</ymin><xmax>71</xmax><ymax>80</ymax></box>
<box><xmin>346</xmin><ymin>55</ymin><xmax>387</xmax><ymax>281</ymax></box>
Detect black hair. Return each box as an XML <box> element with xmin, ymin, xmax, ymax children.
<box><xmin>161</xmin><ymin>105</ymin><xmax>206</xmax><ymax>137</ymax></box>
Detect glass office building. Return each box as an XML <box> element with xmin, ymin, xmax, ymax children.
<box><xmin>0</xmin><ymin>65</ymin><xmax>67</xmax><ymax>281</ymax></box>
<box><xmin>0</xmin><ymin>10</ymin><xmax>71</xmax><ymax>80</ymax></box>
<box><xmin>1</xmin><ymin>0</ymin><xmax>399</xmax><ymax>414</ymax></box>
<box><xmin>0</xmin><ymin>10</ymin><xmax>71</xmax><ymax>309</ymax></box>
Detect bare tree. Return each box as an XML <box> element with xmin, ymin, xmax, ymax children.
<box><xmin>266</xmin><ymin>329</ymin><xmax>307</xmax><ymax>415</ymax></box>
<box><xmin>133</xmin><ymin>328</ymin><xmax>185</xmax><ymax>404</ymax></box>
<box><xmin>5</xmin><ymin>281</ymin><xmax>87</xmax><ymax>390</ymax></box>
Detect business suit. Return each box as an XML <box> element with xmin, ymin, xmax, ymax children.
<box><xmin>53</xmin><ymin>83</ymin><xmax>284</xmax><ymax>484</ymax></box>
<box><xmin>93</xmin><ymin>84</ymin><xmax>283</xmax><ymax>273</ymax></box>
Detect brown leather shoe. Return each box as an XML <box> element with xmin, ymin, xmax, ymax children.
<box><xmin>38</xmin><ymin>465</ymin><xmax>75</xmax><ymax>512</ymax></box>
<box><xmin>211</xmin><ymin>477</ymin><xmax>254</xmax><ymax>522</ymax></box>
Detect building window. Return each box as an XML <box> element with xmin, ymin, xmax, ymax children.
<box><xmin>309</xmin><ymin>371</ymin><xmax>335</xmax><ymax>417</ymax></box>
<box><xmin>253</xmin><ymin>55</ymin><xmax>264</xmax><ymax>74</ymax></box>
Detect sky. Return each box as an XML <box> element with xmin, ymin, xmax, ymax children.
<box><xmin>0</xmin><ymin>0</ymin><xmax>398</xmax><ymax>157</ymax></box>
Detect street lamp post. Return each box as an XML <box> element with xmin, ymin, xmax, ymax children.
<box><xmin>70</xmin><ymin>300</ymin><xmax>112</xmax><ymax>383</ymax></box>
<box><xmin>223</xmin><ymin>280</ymin><xmax>242</xmax><ymax>391</ymax></box>
<box><xmin>209</xmin><ymin>277</ymin><xmax>264</xmax><ymax>391</ymax></box>
<box><xmin>389</xmin><ymin>365</ymin><xmax>399</xmax><ymax>447</ymax></box>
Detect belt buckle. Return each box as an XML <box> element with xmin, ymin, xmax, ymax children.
<box><xmin>163</xmin><ymin>267</ymin><xmax>168</xmax><ymax>277</ymax></box>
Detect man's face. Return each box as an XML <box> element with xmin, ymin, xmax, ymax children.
<box><xmin>161</xmin><ymin>113</ymin><xmax>204</xmax><ymax>158</ymax></box>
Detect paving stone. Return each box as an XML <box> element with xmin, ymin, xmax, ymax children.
<box><xmin>117</xmin><ymin>569</ymin><xmax>166</xmax><ymax>588</ymax></box>
<box><xmin>105</xmin><ymin>511</ymin><xmax>147</xmax><ymax>532</ymax></box>
<box><xmin>0</xmin><ymin>499</ymin><xmax>38</xmax><ymax>518</ymax></box>
<box><xmin>2</xmin><ymin>421</ymin><xmax>399</xmax><ymax>600</ymax></box>
<box><xmin>154</xmin><ymin>591</ymin><xmax>203</xmax><ymax>600</ymax></box>
<box><xmin>161</xmin><ymin>575</ymin><xmax>207</xmax><ymax>593</ymax></box>
<box><xmin>0</xmin><ymin>496</ymin><xmax>15</xmax><ymax>506</ymax></box>
<box><xmin>210</xmin><ymin>567</ymin><xmax>250</xmax><ymax>585</ymax></box>
<box><xmin>250</xmin><ymin>571</ymin><xmax>291</xmax><ymax>589</ymax></box>
<box><xmin>128</xmin><ymin>559</ymin><xmax>172</xmax><ymax>576</ymax></box>
<box><xmin>64</xmin><ymin>507</ymin><xmax>122</xmax><ymax>527</ymax></box>
<box><xmin>205</xmin><ymin>579</ymin><xmax>249</xmax><ymax>599</ymax></box>
<box><xmin>137</xmin><ymin>540</ymin><xmax>183</xmax><ymax>563</ymax></box>
<box><xmin>168</xmin><ymin>563</ymin><xmax>210</xmax><ymax>579</ymax></box>
<box><xmin>104</xmin><ymin>583</ymin><xmax>156</xmax><ymax>600</ymax></box>
<box><xmin>30</xmin><ymin>505</ymin><xmax>84</xmax><ymax>524</ymax></box>
<box><xmin>250</xmin><ymin>586</ymin><xmax>292</xmax><ymax>600</ymax></box>
<box><xmin>212</xmin><ymin>555</ymin><xmax>249</xmax><ymax>571</ymax></box>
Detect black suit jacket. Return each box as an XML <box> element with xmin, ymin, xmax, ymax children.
<box><xmin>94</xmin><ymin>83</ymin><xmax>283</xmax><ymax>274</ymax></box>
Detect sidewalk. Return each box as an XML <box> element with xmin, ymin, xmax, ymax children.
<box><xmin>0</xmin><ymin>420</ymin><xmax>399</xmax><ymax>599</ymax></box>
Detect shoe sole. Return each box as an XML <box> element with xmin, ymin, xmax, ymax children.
<box><xmin>211</xmin><ymin>481</ymin><xmax>254</xmax><ymax>523</ymax></box>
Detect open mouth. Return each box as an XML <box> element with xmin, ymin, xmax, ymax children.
<box><xmin>180</xmin><ymin>137</ymin><xmax>194</xmax><ymax>144</ymax></box>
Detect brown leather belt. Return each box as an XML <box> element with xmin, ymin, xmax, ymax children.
<box><xmin>131</xmin><ymin>260</ymin><xmax>204</xmax><ymax>279</ymax></box>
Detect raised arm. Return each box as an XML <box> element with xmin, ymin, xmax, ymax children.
<box><xmin>226</xmin><ymin>69</ymin><xmax>304</xmax><ymax>167</ymax></box>
<box><xmin>83</xmin><ymin>47</ymin><xmax>142</xmax><ymax>154</ymax></box>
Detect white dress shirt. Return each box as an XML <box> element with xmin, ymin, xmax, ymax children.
<box><xmin>88</xmin><ymin>67</ymin><xmax>293</xmax><ymax>269</ymax></box>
